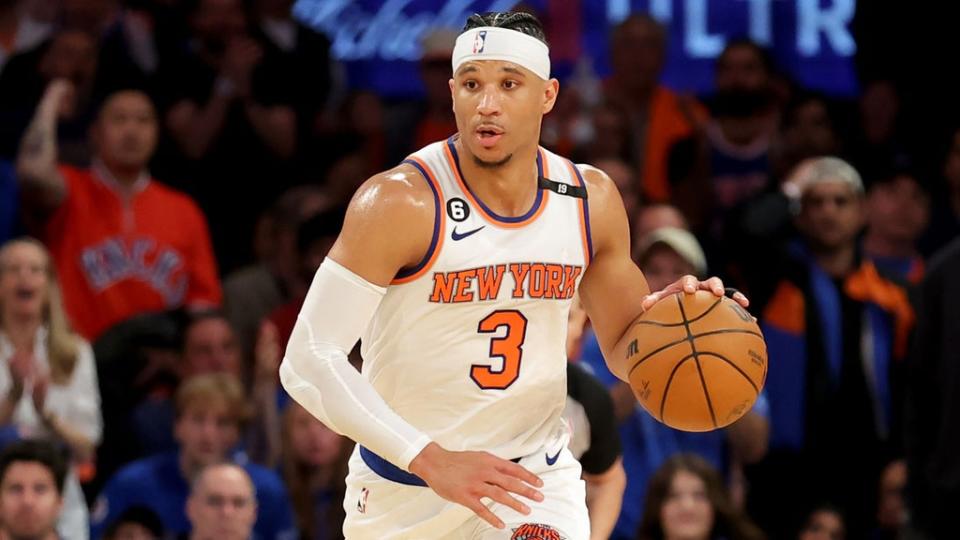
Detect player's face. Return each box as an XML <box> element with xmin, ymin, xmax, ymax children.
<box><xmin>0</xmin><ymin>241</ymin><xmax>50</xmax><ymax>320</ymax></box>
<box><xmin>175</xmin><ymin>401</ymin><xmax>240</xmax><ymax>466</ymax></box>
<box><xmin>660</xmin><ymin>470</ymin><xmax>714</xmax><ymax>540</ymax></box>
<box><xmin>182</xmin><ymin>318</ymin><xmax>243</xmax><ymax>379</ymax></box>
<box><xmin>797</xmin><ymin>182</ymin><xmax>865</xmax><ymax>253</ymax></box>
<box><xmin>799</xmin><ymin>509</ymin><xmax>845</xmax><ymax>540</ymax></box>
<box><xmin>450</xmin><ymin>60</ymin><xmax>558</xmax><ymax>167</ymax></box>
<box><xmin>287</xmin><ymin>403</ymin><xmax>343</xmax><ymax>468</ymax></box>
<box><xmin>0</xmin><ymin>462</ymin><xmax>63</xmax><ymax>539</ymax></box>
<box><xmin>94</xmin><ymin>91</ymin><xmax>158</xmax><ymax>171</ymax></box>
<box><xmin>187</xmin><ymin>467</ymin><xmax>257</xmax><ymax>540</ymax></box>
<box><xmin>866</xmin><ymin>176</ymin><xmax>929</xmax><ymax>243</ymax></box>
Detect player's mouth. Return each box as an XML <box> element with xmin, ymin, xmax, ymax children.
<box><xmin>475</xmin><ymin>125</ymin><xmax>504</xmax><ymax>148</ymax></box>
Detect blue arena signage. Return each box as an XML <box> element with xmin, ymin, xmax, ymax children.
<box><xmin>294</xmin><ymin>0</ymin><xmax>858</xmax><ymax>98</ymax></box>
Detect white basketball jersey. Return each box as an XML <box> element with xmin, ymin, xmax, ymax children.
<box><xmin>359</xmin><ymin>137</ymin><xmax>593</xmax><ymax>461</ymax></box>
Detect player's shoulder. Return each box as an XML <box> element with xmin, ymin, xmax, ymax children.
<box><xmin>575</xmin><ymin>163</ymin><xmax>619</xmax><ymax>200</ymax></box>
<box><xmin>345</xmin><ymin>163</ymin><xmax>436</xmax><ymax>228</ymax></box>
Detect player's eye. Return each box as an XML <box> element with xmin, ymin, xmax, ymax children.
<box><xmin>503</xmin><ymin>80</ymin><xmax>519</xmax><ymax>90</ymax></box>
<box><xmin>464</xmin><ymin>80</ymin><xmax>479</xmax><ymax>90</ymax></box>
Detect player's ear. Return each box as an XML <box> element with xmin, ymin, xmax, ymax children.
<box><xmin>542</xmin><ymin>78</ymin><xmax>559</xmax><ymax>115</ymax></box>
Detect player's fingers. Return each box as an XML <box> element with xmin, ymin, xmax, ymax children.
<box><xmin>466</xmin><ymin>499</ymin><xmax>505</xmax><ymax>529</ymax></box>
<box><xmin>483</xmin><ymin>484</ymin><xmax>531</xmax><ymax>516</ymax></box>
<box><xmin>682</xmin><ymin>275</ymin><xmax>698</xmax><ymax>293</ymax></box>
<box><xmin>724</xmin><ymin>287</ymin><xmax>750</xmax><ymax>308</ymax></box>
<box><xmin>495</xmin><ymin>460</ymin><xmax>544</xmax><ymax>488</ymax></box>
<box><xmin>640</xmin><ymin>292</ymin><xmax>662</xmax><ymax>311</ymax></box>
<box><xmin>699</xmin><ymin>276</ymin><xmax>725</xmax><ymax>296</ymax></box>
<box><xmin>494</xmin><ymin>474</ymin><xmax>544</xmax><ymax>503</ymax></box>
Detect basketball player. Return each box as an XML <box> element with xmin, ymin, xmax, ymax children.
<box><xmin>280</xmin><ymin>12</ymin><xmax>748</xmax><ymax>539</ymax></box>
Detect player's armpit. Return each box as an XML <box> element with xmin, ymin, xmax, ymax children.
<box><xmin>576</xmin><ymin>166</ymin><xmax>651</xmax><ymax>381</ymax></box>
<box><xmin>327</xmin><ymin>163</ymin><xmax>438</xmax><ymax>287</ymax></box>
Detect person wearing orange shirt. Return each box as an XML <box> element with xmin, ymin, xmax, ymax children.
<box><xmin>16</xmin><ymin>80</ymin><xmax>221</xmax><ymax>341</ymax></box>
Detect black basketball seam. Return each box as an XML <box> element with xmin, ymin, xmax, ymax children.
<box><xmin>697</xmin><ymin>352</ymin><xmax>761</xmax><ymax>395</ymax></box>
<box><xmin>627</xmin><ymin>328</ymin><xmax>764</xmax><ymax>376</ymax></box>
<box><xmin>678</xmin><ymin>295</ymin><xmax>718</xmax><ymax>429</ymax></box>
<box><xmin>659</xmin><ymin>354</ymin><xmax>694</xmax><ymax>422</ymax></box>
<box><xmin>634</xmin><ymin>295</ymin><xmax>724</xmax><ymax>327</ymax></box>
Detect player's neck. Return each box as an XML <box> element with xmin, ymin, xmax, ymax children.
<box><xmin>456</xmin><ymin>139</ymin><xmax>539</xmax><ymax>217</ymax></box>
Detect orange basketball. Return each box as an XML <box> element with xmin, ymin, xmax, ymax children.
<box><xmin>622</xmin><ymin>290</ymin><xmax>767</xmax><ymax>432</ymax></box>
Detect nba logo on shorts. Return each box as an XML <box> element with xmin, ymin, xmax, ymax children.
<box><xmin>473</xmin><ymin>30</ymin><xmax>487</xmax><ymax>53</ymax></box>
<box><xmin>357</xmin><ymin>487</ymin><xmax>369</xmax><ymax>514</ymax></box>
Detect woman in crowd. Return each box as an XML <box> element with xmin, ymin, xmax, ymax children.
<box><xmin>0</xmin><ymin>237</ymin><xmax>102</xmax><ymax>540</ymax></box>
<box><xmin>638</xmin><ymin>453</ymin><xmax>764</xmax><ymax>540</ymax></box>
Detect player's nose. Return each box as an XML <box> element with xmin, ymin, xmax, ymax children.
<box><xmin>476</xmin><ymin>86</ymin><xmax>502</xmax><ymax>115</ymax></box>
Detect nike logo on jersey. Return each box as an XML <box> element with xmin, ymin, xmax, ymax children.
<box><xmin>451</xmin><ymin>226</ymin><xmax>485</xmax><ymax>241</ymax></box>
<box><xmin>545</xmin><ymin>448</ymin><xmax>562</xmax><ymax>466</ymax></box>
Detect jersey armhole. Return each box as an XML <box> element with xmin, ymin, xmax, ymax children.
<box><xmin>563</xmin><ymin>160</ymin><xmax>594</xmax><ymax>265</ymax></box>
<box><xmin>391</xmin><ymin>158</ymin><xmax>446</xmax><ymax>284</ymax></box>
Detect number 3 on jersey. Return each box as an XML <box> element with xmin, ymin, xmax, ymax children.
<box><xmin>471</xmin><ymin>310</ymin><xmax>528</xmax><ymax>390</ymax></box>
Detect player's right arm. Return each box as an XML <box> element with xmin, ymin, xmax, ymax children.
<box><xmin>16</xmin><ymin>79</ymin><xmax>70</xmax><ymax>212</ymax></box>
<box><xmin>280</xmin><ymin>164</ymin><xmax>543</xmax><ymax>529</ymax></box>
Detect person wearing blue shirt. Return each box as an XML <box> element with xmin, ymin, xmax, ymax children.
<box><xmin>91</xmin><ymin>373</ymin><xmax>297</xmax><ymax>540</ymax></box>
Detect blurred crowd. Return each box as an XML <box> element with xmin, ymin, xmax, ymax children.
<box><xmin>0</xmin><ymin>1</ymin><xmax>959</xmax><ymax>539</ymax></box>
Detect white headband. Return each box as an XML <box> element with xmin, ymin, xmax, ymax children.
<box><xmin>452</xmin><ymin>26</ymin><xmax>551</xmax><ymax>80</ymax></box>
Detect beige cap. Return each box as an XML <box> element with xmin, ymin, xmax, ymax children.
<box><xmin>637</xmin><ymin>227</ymin><xmax>708</xmax><ymax>277</ymax></box>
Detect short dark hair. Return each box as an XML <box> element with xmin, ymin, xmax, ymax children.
<box><xmin>463</xmin><ymin>12</ymin><xmax>548</xmax><ymax>46</ymax></box>
<box><xmin>0</xmin><ymin>440</ymin><xmax>68</xmax><ymax>495</ymax></box>
<box><xmin>177</xmin><ymin>309</ymin><xmax>231</xmax><ymax>352</ymax></box>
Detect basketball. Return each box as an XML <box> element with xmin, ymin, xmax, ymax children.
<box><xmin>623</xmin><ymin>290</ymin><xmax>767</xmax><ymax>432</ymax></box>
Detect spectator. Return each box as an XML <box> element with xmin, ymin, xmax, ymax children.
<box><xmin>0</xmin><ymin>439</ymin><xmax>66</xmax><ymax>540</ymax></box>
<box><xmin>396</xmin><ymin>28</ymin><xmax>458</xmax><ymax>157</ymax></box>
<box><xmin>579</xmin><ymin>227</ymin><xmax>768</xmax><ymax>540</ymax></box>
<box><xmin>0</xmin><ymin>28</ymin><xmax>100</xmax><ymax>163</ymax></box>
<box><xmin>847</xmin><ymin>80</ymin><xmax>909</xmax><ymax>185</ymax></box>
<box><xmin>223</xmin><ymin>186</ymin><xmax>327</xmax><ymax>366</ymax></box>
<box><xmin>91</xmin><ymin>373</ymin><xmax>296</xmax><ymax>540</ymax></box>
<box><xmin>250</xmin><ymin>206</ymin><xmax>346</xmax><ymax>468</ymax></box>
<box><xmin>919</xmin><ymin>126</ymin><xmax>960</xmax><ymax>255</ymax></box>
<box><xmin>0</xmin><ymin>237</ymin><xmax>101</xmax><ymax>540</ymax></box>
<box><xmin>594</xmin><ymin>157</ymin><xmax>640</xmax><ymax>220</ymax></box>
<box><xmin>252</xmin><ymin>0</ymin><xmax>333</xmax><ymax>133</ymax></box>
<box><xmin>874</xmin><ymin>459</ymin><xmax>906</xmax><ymax>539</ymax></box>
<box><xmin>16</xmin><ymin>81</ymin><xmax>222</xmax><ymax>341</ymax></box>
<box><xmin>863</xmin><ymin>168</ymin><xmax>929</xmax><ymax>284</ymax></box>
<box><xmin>637</xmin><ymin>454</ymin><xmax>764</xmax><ymax>540</ymax></box>
<box><xmin>904</xmin><ymin>237</ymin><xmax>960</xmax><ymax>539</ymax></box>
<box><xmin>280</xmin><ymin>402</ymin><xmax>351</xmax><ymax>540</ymax></box>
<box><xmin>186</xmin><ymin>463</ymin><xmax>258</xmax><ymax>540</ymax></box>
<box><xmin>604</xmin><ymin>14</ymin><xmax>707</xmax><ymax>203</ymax></box>
<box><xmin>0</xmin><ymin>0</ymin><xmax>54</xmax><ymax>74</ymax></box>
<box><xmin>773</xmin><ymin>93</ymin><xmax>841</xmax><ymax>181</ymax></box>
<box><xmin>755</xmin><ymin>157</ymin><xmax>914</xmax><ymax>538</ymax></box>
<box><xmin>798</xmin><ymin>505</ymin><xmax>846</xmax><ymax>540</ymax></box>
<box><xmin>564</xmin><ymin>297</ymin><xmax>626</xmax><ymax>540</ymax></box>
<box><xmin>130</xmin><ymin>310</ymin><xmax>243</xmax><ymax>457</ymax></box>
<box><xmin>102</xmin><ymin>506</ymin><xmax>164</xmax><ymax>540</ymax></box>
<box><xmin>157</xmin><ymin>0</ymin><xmax>298</xmax><ymax>272</ymax></box>
<box><xmin>631</xmin><ymin>204</ymin><xmax>688</xmax><ymax>255</ymax></box>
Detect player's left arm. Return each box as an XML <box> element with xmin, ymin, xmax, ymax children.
<box><xmin>577</xmin><ymin>166</ymin><xmax>748</xmax><ymax>381</ymax></box>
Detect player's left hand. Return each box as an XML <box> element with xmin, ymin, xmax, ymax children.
<box><xmin>641</xmin><ymin>275</ymin><xmax>749</xmax><ymax>312</ymax></box>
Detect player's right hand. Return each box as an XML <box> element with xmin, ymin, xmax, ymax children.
<box><xmin>408</xmin><ymin>442</ymin><xmax>544</xmax><ymax>529</ymax></box>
